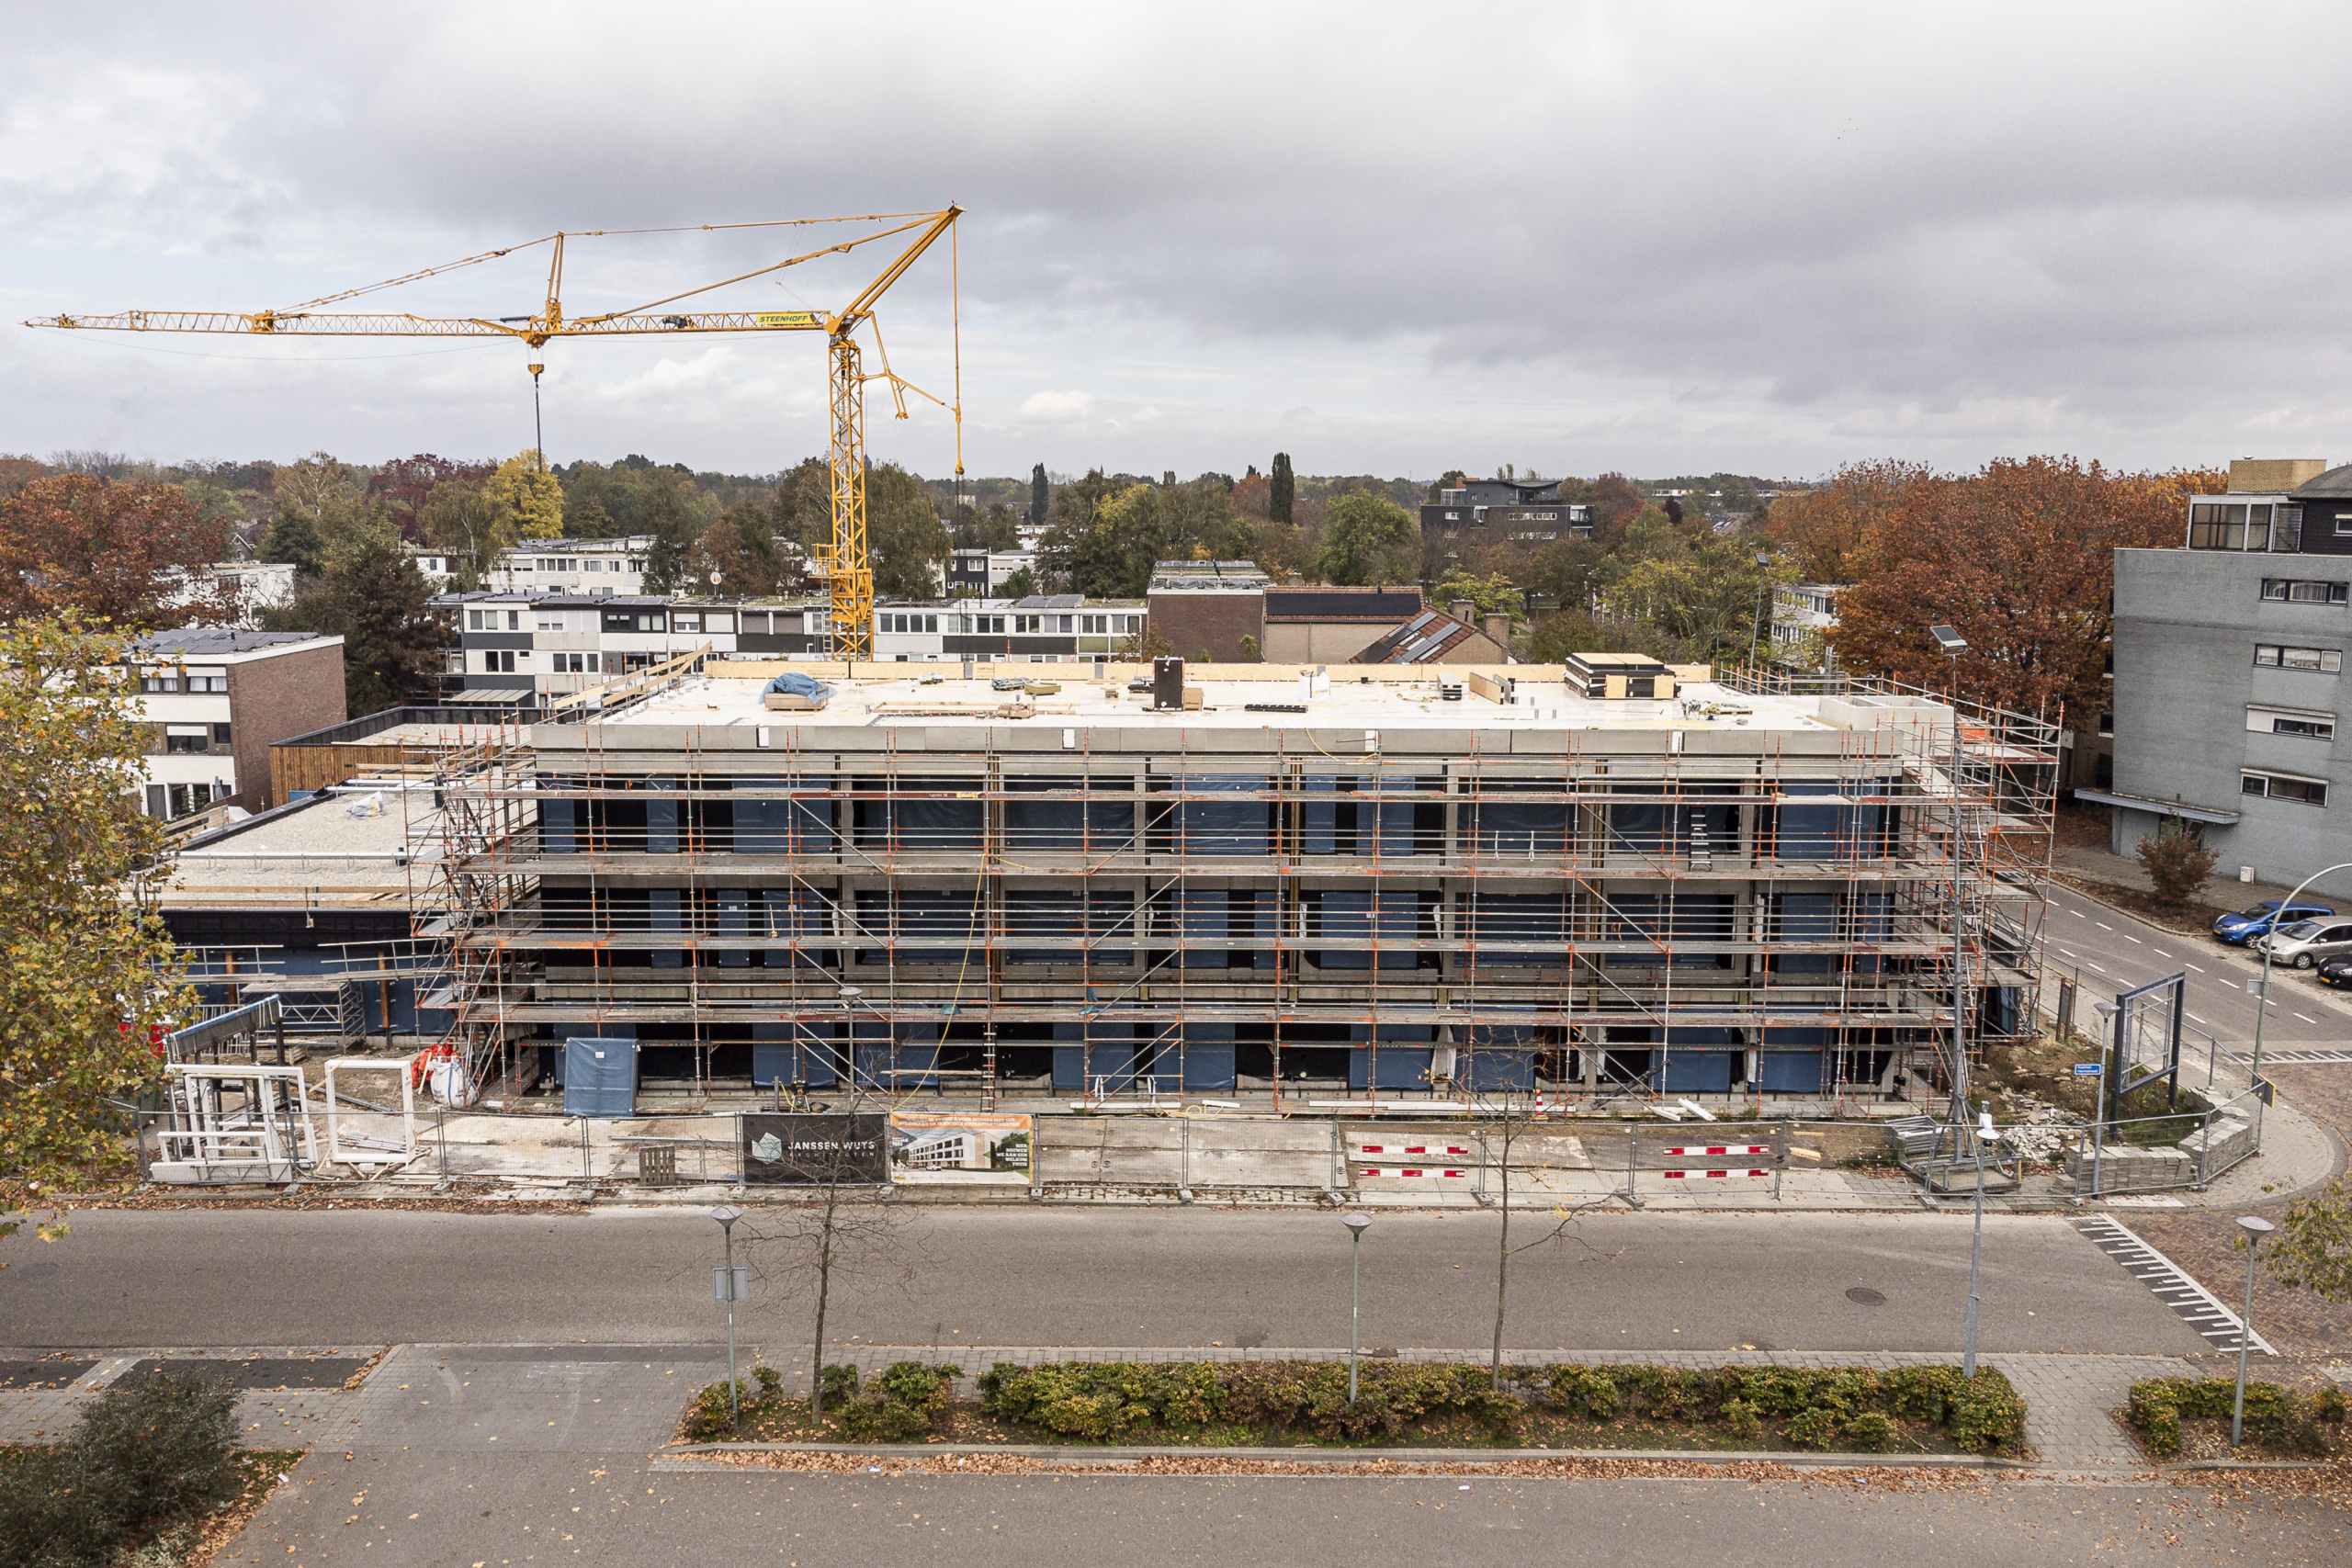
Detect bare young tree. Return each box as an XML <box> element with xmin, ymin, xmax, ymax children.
<box><xmin>1480</xmin><ymin>1081</ymin><xmax>1615</xmax><ymax>1390</ymax></box>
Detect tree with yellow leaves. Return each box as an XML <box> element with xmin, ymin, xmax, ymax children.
<box><xmin>486</xmin><ymin>449</ymin><xmax>567</xmax><ymax>541</ymax></box>
<box><xmin>0</xmin><ymin>615</ymin><xmax>191</xmax><ymax>1248</ymax></box>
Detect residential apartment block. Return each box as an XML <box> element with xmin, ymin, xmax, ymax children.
<box><xmin>130</xmin><ymin>627</ymin><xmax>346</xmax><ymax>818</ymax></box>
<box><xmin>1419</xmin><ymin>479</ymin><xmax>1592</xmax><ymax>569</ymax></box>
<box><xmin>2101</xmin><ymin>458</ymin><xmax>2352</xmax><ymax>895</ymax></box>
<box><xmin>417</xmin><ymin>536</ymin><xmax>655</xmax><ymax>597</ymax></box>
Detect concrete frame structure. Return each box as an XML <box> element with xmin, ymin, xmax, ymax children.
<box><xmin>410</xmin><ymin>661</ymin><xmax>2056</xmax><ymax>1113</ymax></box>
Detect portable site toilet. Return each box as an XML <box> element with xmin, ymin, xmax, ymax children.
<box><xmin>563</xmin><ymin>1038</ymin><xmax>639</xmax><ymax>1117</ymax></box>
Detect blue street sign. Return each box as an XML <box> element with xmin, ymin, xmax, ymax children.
<box><xmin>2072</xmin><ymin>1062</ymin><xmax>2103</xmax><ymax>1077</ymax></box>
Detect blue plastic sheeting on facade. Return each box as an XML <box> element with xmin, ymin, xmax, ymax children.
<box><xmin>650</xmin><ymin>888</ymin><xmax>684</xmax><ymax>969</ymax></box>
<box><xmin>762</xmin><ymin>887</ymin><xmax>837</xmax><ymax>966</ymax></box>
<box><xmin>1309</xmin><ymin>890</ymin><xmax>1428</xmax><ymax>972</ymax></box>
<box><xmin>733</xmin><ymin>777</ymin><xmax>836</xmax><ymax>854</ymax></box>
<box><xmin>752</xmin><ymin>1021</ymin><xmax>841</xmax><ymax>1088</ymax></box>
<box><xmin>1660</xmin><ymin>1050</ymin><xmax>1736</xmax><ymax>1094</ymax></box>
<box><xmin>1776</xmin><ymin>779</ymin><xmax>1889</xmax><ymax>859</ymax></box>
<box><xmin>1142</xmin><ymin>1021</ymin><xmax>1237</xmax><ymax>1090</ymax></box>
<box><xmin>645</xmin><ymin>785</ymin><xmax>680</xmax><ymax>854</ymax></box>
<box><xmin>1046</xmin><ymin>1022</ymin><xmax>1093</xmax><ymax>1093</ymax></box>
<box><xmin>540</xmin><ymin>784</ymin><xmax>575</xmax><ymax>853</ymax></box>
<box><xmin>1052</xmin><ymin>1024</ymin><xmax>1179</xmax><ymax>1093</ymax></box>
<box><xmin>1300</xmin><ymin>776</ymin><xmax>1420</xmax><ymax>858</ymax></box>
<box><xmin>854</xmin><ymin>778</ymin><xmax>983</xmax><ymax>852</ymax></box>
<box><xmin>1772</xmin><ymin>893</ymin><xmax>1837</xmax><ymax>975</ymax></box>
<box><xmin>713</xmin><ymin>889</ymin><xmax>751</xmax><ymax>967</ymax></box>
<box><xmin>1168</xmin><ymin>888</ymin><xmax>1275</xmax><ymax>970</ymax></box>
<box><xmin>1347</xmin><ymin>1023</ymin><xmax>1437</xmax><ymax>1090</ymax></box>
<box><xmin>563</xmin><ymin>1037</ymin><xmax>639</xmax><ymax>1117</ymax></box>
<box><xmin>1172</xmin><ymin>775</ymin><xmax>1270</xmax><ymax>856</ymax></box>
<box><xmin>1462</xmin><ymin>894</ymin><xmax>1568</xmax><ymax>965</ymax></box>
<box><xmin>1758</xmin><ymin>1051</ymin><xmax>1826</xmax><ymax>1093</ymax></box>
<box><xmin>1458</xmin><ymin>1021</ymin><xmax>1540</xmax><ymax>1091</ymax></box>
<box><xmin>1463</xmin><ymin>789</ymin><xmax>1566</xmax><ymax>854</ymax></box>
<box><xmin>854</xmin><ymin>1021</ymin><xmax>940</xmax><ymax>1089</ymax></box>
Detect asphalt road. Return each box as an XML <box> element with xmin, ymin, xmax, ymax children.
<box><xmin>0</xmin><ymin>1207</ymin><xmax>2206</xmax><ymax>1356</ymax></box>
<box><xmin>241</xmin><ymin>1451</ymin><xmax>2349</xmax><ymax>1568</ymax></box>
<box><xmin>2041</xmin><ymin>882</ymin><xmax>2352</xmax><ymax>1052</ymax></box>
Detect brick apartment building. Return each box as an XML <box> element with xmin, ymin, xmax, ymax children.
<box><xmin>130</xmin><ymin>627</ymin><xmax>346</xmax><ymax>818</ymax></box>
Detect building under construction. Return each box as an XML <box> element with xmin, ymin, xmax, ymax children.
<box><xmin>411</xmin><ymin>657</ymin><xmax>2057</xmax><ymax>1112</ymax></box>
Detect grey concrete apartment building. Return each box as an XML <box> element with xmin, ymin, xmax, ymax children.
<box><xmin>2101</xmin><ymin>458</ymin><xmax>2352</xmax><ymax>896</ymax></box>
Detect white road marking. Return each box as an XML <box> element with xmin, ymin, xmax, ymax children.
<box><xmin>2097</xmin><ymin>922</ymin><xmax>2114</xmax><ymax>931</ymax></box>
<box><xmin>2185</xmin><ymin>1012</ymin><xmax>2209</xmax><ymax>1025</ymax></box>
<box><xmin>2186</xmin><ymin>964</ymin><xmax>2205</xmax><ymax>973</ymax></box>
<box><xmin>2123</xmin><ymin>934</ymin><xmax>2142</xmax><ymax>943</ymax></box>
<box><xmin>2151</xmin><ymin>951</ymin><xmax>2172</xmax><ymax>960</ymax></box>
<box><xmin>2088</xmin><ymin>963</ymin><xmax>2107</xmax><ymax>973</ymax></box>
<box><xmin>2295</xmin><ymin>1013</ymin><xmax>2319</xmax><ymax>1024</ymax></box>
<box><xmin>2069</xmin><ymin>909</ymin><xmax>2086</xmax><ymax>919</ymax></box>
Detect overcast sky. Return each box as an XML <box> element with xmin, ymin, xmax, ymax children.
<box><xmin>3</xmin><ymin>2</ymin><xmax>2344</xmax><ymax>484</ymax></box>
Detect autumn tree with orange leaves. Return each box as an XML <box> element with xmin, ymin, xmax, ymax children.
<box><xmin>0</xmin><ymin>474</ymin><xmax>232</xmax><ymax>629</ymax></box>
<box><xmin>1826</xmin><ymin>457</ymin><xmax>2222</xmax><ymax>721</ymax></box>
<box><xmin>1755</xmin><ymin>459</ymin><xmax>1933</xmax><ymax>583</ymax></box>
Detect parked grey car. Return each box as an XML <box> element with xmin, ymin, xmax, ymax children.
<box><xmin>2253</xmin><ymin>919</ymin><xmax>2352</xmax><ymax>969</ymax></box>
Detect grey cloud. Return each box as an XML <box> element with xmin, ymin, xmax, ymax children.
<box><xmin>6</xmin><ymin>2</ymin><xmax>2351</xmax><ymax>478</ymax></box>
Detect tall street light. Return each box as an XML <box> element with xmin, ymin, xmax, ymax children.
<box><xmin>1747</xmin><ymin>551</ymin><xmax>1772</xmax><ymax>669</ymax></box>
<box><xmin>1962</xmin><ymin>1109</ymin><xmax>2001</xmax><ymax>1379</ymax></box>
<box><xmin>1342</xmin><ymin>1213</ymin><xmax>1373</xmax><ymax>1402</ymax></box>
<box><xmin>2231</xmin><ymin>1214</ymin><xmax>2276</xmax><ymax>1449</ymax></box>
<box><xmin>2246</xmin><ymin>862</ymin><xmax>2352</xmax><ymax>1090</ymax></box>
<box><xmin>1928</xmin><ymin>626</ymin><xmax>1971</xmax><ymax>1125</ymax></box>
<box><xmin>711</xmin><ymin>1204</ymin><xmax>745</xmax><ymax>1435</ymax></box>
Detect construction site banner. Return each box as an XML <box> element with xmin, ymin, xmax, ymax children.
<box><xmin>889</xmin><ymin>1111</ymin><xmax>1032</xmax><ymax>1186</ymax></box>
<box><xmin>740</xmin><ymin>1112</ymin><xmax>889</xmax><ymax>1186</ymax></box>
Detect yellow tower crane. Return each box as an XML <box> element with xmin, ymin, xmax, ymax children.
<box><xmin>26</xmin><ymin>207</ymin><xmax>966</xmax><ymax>661</ymax></box>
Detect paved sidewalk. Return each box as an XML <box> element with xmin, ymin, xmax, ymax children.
<box><xmin>0</xmin><ymin>1340</ymin><xmax>2200</xmax><ymax>1472</ymax></box>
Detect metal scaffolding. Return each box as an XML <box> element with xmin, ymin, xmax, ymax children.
<box><xmin>403</xmin><ymin>667</ymin><xmax>2058</xmax><ymax>1112</ymax></box>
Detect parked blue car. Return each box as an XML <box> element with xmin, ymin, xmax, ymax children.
<box><xmin>2212</xmin><ymin>899</ymin><xmax>2335</xmax><ymax>944</ymax></box>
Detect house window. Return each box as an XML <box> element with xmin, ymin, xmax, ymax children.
<box><xmin>212</xmin><ymin>723</ymin><xmax>232</xmax><ymax>745</ymax></box>
<box><xmin>537</xmin><ymin>615</ymin><xmax>566</xmax><ymax>632</ymax></box>
<box><xmin>673</xmin><ymin>613</ymin><xmax>703</xmax><ymax>633</ymax></box>
<box><xmin>2098</xmin><ymin>713</ymin><xmax>2114</xmax><ymax>737</ymax></box>
<box><xmin>585</xmin><ymin>559</ymin><xmax>603</xmax><ymax>571</ymax></box>
<box><xmin>2243</xmin><ymin>769</ymin><xmax>2329</xmax><ymax>806</ymax></box>
<box><xmin>2190</xmin><ymin>502</ymin><xmax>2273</xmax><ymax>550</ymax></box>
<box><xmin>2261</xmin><ymin>579</ymin><xmax>2349</xmax><ymax>605</ymax></box>
<box><xmin>481</xmin><ymin>650</ymin><xmax>516</xmax><ymax>673</ymax></box>
<box><xmin>165</xmin><ymin>726</ymin><xmax>209</xmax><ymax>753</ymax></box>
<box><xmin>2247</xmin><ymin>705</ymin><xmax>2335</xmax><ymax>740</ymax></box>
<box><xmin>468</xmin><ymin>610</ymin><xmax>485</xmax><ymax>630</ymax></box>
<box><xmin>2256</xmin><ymin>644</ymin><xmax>2343</xmax><ymax>671</ymax></box>
<box><xmin>183</xmin><ymin>671</ymin><xmax>227</xmax><ymax>692</ymax></box>
<box><xmin>140</xmin><ymin>673</ymin><xmax>179</xmax><ymax>693</ymax></box>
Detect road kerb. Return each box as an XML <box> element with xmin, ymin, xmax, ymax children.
<box><xmin>659</xmin><ymin>1439</ymin><xmax>2032</xmax><ymax>1471</ymax></box>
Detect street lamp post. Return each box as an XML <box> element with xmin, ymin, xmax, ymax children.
<box><xmin>2231</xmin><ymin>1214</ymin><xmax>2277</xmax><ymax>1449</ymax></box>
<box><xmin>711</xmin><ymin>1204</ymin><xmax>745</xmax><ymax>1435</ymax></box>
<box><xmin>1342</xmin><ymin>1213</ymin><xmax>1373</xmax><ymax>1402</ymax></box>
<box><xmin>1928</xmin><ymin>626</ymin><xmax>1971</xmax><ymax>1124</ymax></box>
<box><xmin>1963</xmin><ymin>1109</ymin><xmax>2001</xmax><ymax>1380</ymax></box>
<box><xmin>2246</xmin><ymin>862</ymin><xmax>2352</xmax><ymax>1090</ymax></box>
<box><xmin>1747</xmin><ymin>551</ymin><xmax>1772</xmax><ymax>669</ymax></box>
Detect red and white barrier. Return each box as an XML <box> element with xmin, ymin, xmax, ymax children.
<box><xmin>1657</xmin><ymin>1145</ymin><xmax>1771</xmax><ymax>1158</ymax></box>
<box><xmin>1359</xmin><ymin>1143</ymin><xmax>1473</xmax><ymax>1157</ymax></box>
<box><xmin>1661</xmin><ymin>1168</ymin><xmax>1770</xmax><ymax>1179</ymax></box>
<box><xmin>1356</xmin><ymin>1167</ymin><xmax>1470</xmax><ymax>1179</ymax></box>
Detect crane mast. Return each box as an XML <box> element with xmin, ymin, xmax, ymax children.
<box><xmin>26</xmin><ymin>207</ymin><xmax>966</xmax><ymax>662</ymax></box>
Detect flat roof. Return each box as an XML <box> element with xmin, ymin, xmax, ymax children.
<box><xmin>562</xmin><ymin>668</ymin><xmax>1895</xmax><ymax>746</ymax></box>
<box><xmin>133</xmin><ymin>628</ymin><xmax>339</xmax><ymax>660</ymax></box>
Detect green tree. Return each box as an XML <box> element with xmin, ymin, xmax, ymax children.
<box><xmin>1030</xmin><ymin>463</ymin><xmax>1050</xmax><ymax>530</ymax></box>
<box><xmin>1430</xmin><ymin>568</ymin><xmax>1525</xmax><ymax>626</ymax></box>
<box><xmin>0</xmin><ymin>615</ymin><xmax>190</xmax><ymax>1247</ymax></box>
<box><xmin>1036</xmin><ymin>470</ymin><xmax>1126</xmax><ymax>595</ymax></box>
<box><xmin>2269</xmin><ymin>1179</ymin><xmax>2352</xmax><ymax>1302</ymax></box>
<box><xmin>866</xmin><ymin>462</ymin><xmax>952</xmax><ymax>599</ymax></box>
<box><xmin>1313</xmin><ymin>493</ymin><xmax>1419</xmax><ymax>585</ymax></box>
<box><xmin>997</xmin><ymin>564</ymin><xmax>1038</xmax><ymax>600</ymax></box>
<box><xmin>258</xmin><ymin>513</ymin><xmax>326</xmax><ymax>579</ymax></box>
<box><xmin>418</xmin><ymin>480</ymin><xmax>508</xmax><ymax>591</ymax></box>
<box><xmin>1269</xmin><ymin>453</ymin><xmax>1295</xmax><ymax>525</ymax></box>
<box><xmin>263</xmin><ymin>526</ymin><xmax>448</xmax><ymax>712</ymax></box>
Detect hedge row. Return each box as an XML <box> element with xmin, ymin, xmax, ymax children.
<box><xmin>0</xmin><ymin>1371</ymin><xmax>245</xmax><ymax>1568</ymax></box>
<box><xmin>974</xmin><ymin>1359</ymin><xmax>2027</xmax><ymax>1452</ymax></box>
<box><xmin>2124</xmin><ymin>1377</ymin><xmax>2346</xmax><ymax>1457</ymax></box>
<box><xmin>683</xmin><ymin>1361</ymin><xmax>961</xmax><ymax>1443</ymax></box>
